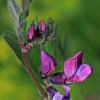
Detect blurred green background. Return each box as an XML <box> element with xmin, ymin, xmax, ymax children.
<box><xmin>0</xmin><ymin>0</ymin><xmax>100</xmax><ymax>100</ymax></box>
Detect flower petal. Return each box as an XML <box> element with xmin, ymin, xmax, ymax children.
<box><xmin>50</xmin><ymin>72</ymin><xmax>66</xmax><ymax>84</ymax></box>
<box><xmin>64</xmin><ymin>51</ymin><xmax>83</xmax><ymax>80</ymax></box>
<box><xmin>52</xmin><ymin>86</ymin><xmax>71</xmax><ymax>100</ymax></box>
<box><xmin>62</xmin><ymin>85</ymin><xmax>70</xmax><ymax>100</ymax></box>
<box><xmin>47</xmin><ymin>86</ymin><xmax>70</xmax><ymax>100</ymax></box>
<box><xmin>47</xmin><ymin>86</ymin><xmax>58</xmax><ymax>99</ymax></box>
<box><xmin>40</xmin><ymin>50</ymin><xmax>57</xmax><ymax>78</ymax></box>
<box><xmin>69</xmin><ymin>64</ymin><xmax>93</xmax><ymax>82</ymax></box>
<box><xmin>62</xmin><ymin>85</ymin><xmax>70</xmax><ymax>94</ymax></box>
<box><xmin>74</xmin><ymin>51</ymin><xmax>83</xmax><ymax>67</ymax></box>
<box><xmin>53</xmin><ymin>92</ymin><xmax>62</xmax><ymax>100</ymax></box>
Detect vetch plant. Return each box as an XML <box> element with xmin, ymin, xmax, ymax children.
<box><xmin>2</xmin><ymin>0</ymin><xmax>93</xmax><ymax>100</ymax></box>
<box><xmin>40</xmin><ymin>50</ymin><xmax>93</xmax><ymax>100</ymax></box>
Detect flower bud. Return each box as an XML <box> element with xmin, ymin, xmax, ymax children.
<box><xmin>47</xmin><ymin>86</ymin><xmax>58</xmax><ymax>98</ymax></box>
<box><xmin>50</xmin><ymin>72</ymin><xmax>67</xmax><ymax>84</ymax></box>
<box><xmin>27</xmin><ymin>24</ymin><xmax>36</xmax><ymax>42</ymax></box>
<box><xmin>39</xmin><ymin>50</ymin><xmax>57</xmax><ymax>79</ymax></box>
<box><xmin>47</xmin><ymin>85</ymin><xmax>71</xmax><ymax>100</ymax></box>
<box><xmin>36</xmin><ymin>20</ymin><xmax>46</xmax><ymax>37</ymax></box>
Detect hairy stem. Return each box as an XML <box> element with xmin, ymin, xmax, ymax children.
<box><xmin>22</xmin><ymin>51</ymin><xmax>48</xmax><ymax>99</ymax></box>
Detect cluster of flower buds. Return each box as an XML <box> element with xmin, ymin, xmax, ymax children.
<box><xmin>39</xmin><ymin>50</ymin><xmax>93</xmax><ymax>100</ymax></box>
<box><xmin>27</xmin><ymin>20</ymin><xmax>46</xmax><ymax>42</ymax></box>
<box><xmin>27</xmin><ymin>20</ymin><xmax>54</xmax><ymax>44</ymax></box>
<box><xmin>24</xmin><ymin>20</ymin><xmax>54</xmax><ymax>50</ymax></box>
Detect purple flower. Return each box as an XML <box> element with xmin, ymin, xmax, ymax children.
<box><xmin>47</xmin><ymin>85</ymin><xmax>70</xmax><ymax>100</ymax></box>
<box><xmin>36</xmin><ymin>20</ymin><xmax>46</xmax><ymax>37</ymax></box>
<box><xmin>50</xmin><ymin>51</ymin><xmax>93</xmax><ymax>84</ymax></box>
<box><xmin>47</xmin><ymin>86</ymin><xmax>58</xmax><ymax>98</ymax></box>
<box><xmin>27</xmin><ymin>24</ymin><xmax>36</xmax><ymax>42</ymax></box>
<box><xmin>39</xmin><ymin>50</ymin><xmax>57</xmax><ymax>79</ymax></box>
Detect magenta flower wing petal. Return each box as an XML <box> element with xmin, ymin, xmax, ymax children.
<box><xmin>64</xmin><ymin>57</ymin><xmax>77</xmax><ymax>80</ymax></box>
<box><xmin>62</xmin><ymin>85</ymin><xmax>70</xmax><ymax>94</ymax></box>
<box><xmin>62</xmin><ymin>85</ymin><xmax>70</xmax><ymax>100</ymax></box>
<box><xmin>40</xmin><ymin>50</ymin><xmax>57</xmax><ymax>78</ymax></box>
<box><xmin>64</xmin><ymin>51</ymin><xmax>83</xmax><ymax>80</ymax></box>
<box><xmin>53</xmin><ymin>92</ymin><xmax>62</xmax><ymax>100</ymax></box>
<box><xmin>41</xmin><ymin>51</ymin><xmax>49</xmax><ymax>74</ymax></box>
<box><xmin>74</xmin><ymin>51</ymin><xmax>83</xmax><ymax>68</ymax></box>
<box><xmin>27</xmin><ymin>24</ymin><xmax>35</xmax><ymax>42</ymax></box>
<box><xmin>70</xmin><ymin>64</ymin><xmax>93</xmax><ymax>82</ymax></box>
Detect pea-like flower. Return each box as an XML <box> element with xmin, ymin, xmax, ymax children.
<box><xmin>47</xmin><ymin>85</ymin><xmax>70</xmax><ymax>100</ymax></box>
<box><xmin>39</xmin><ymin>50</ymin><xmax>57</xmax><ymax>79</ymax></box>
<box><xmin>27</xmin><ymin>24</ymin><xmax>36</xmax><ymax>42</ymax></box>
<box><xmin>50</xmin><ymin>51</ymin><xmax>93</xmax><ymax>84</ymax></box>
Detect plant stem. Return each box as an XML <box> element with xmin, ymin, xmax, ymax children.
<box><xmin>17</xmin><ymin>28</ymin><xmax>48</xmax><ymax>99</ymax></box>
<box><xmin>22</xmin><ymin>51</ymin><xmax>48</xmax><ymax>99</ymax></box>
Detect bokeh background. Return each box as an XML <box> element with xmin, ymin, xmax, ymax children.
<box><xmin>0</xmin><ymin>0</ymin><xmax>100</xmax><ymax>100</ymax></box>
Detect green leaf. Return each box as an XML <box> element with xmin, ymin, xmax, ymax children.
<box><xmin>19</xmin><ymin>12</ymin><xmax>25</xmax><ymax>21</ymax></box>
<box><xmin>28</xmin><ymin>0</ymin><xmax>32</xmax><ymax>3</ymax></box>
<box><xmin>12</xmin><ymin>0</ymin><xmax>21</xmax><ymax>15</ymax></box>
<box><xmin>21</xmin><ymin>0</ymin><xmax>30</xmax><ymax>17</ymax></box>
<box><xmin>3</xmin><ymin>30</ymin><xmax>24</xmax><ymax>65</ymax></box>
<box><xmin>19</xmin><ymin>9</ymin><xmax>28</xmax><ymax>29</ymax></box>
<box><xmin>2</xmin><ymin>31</ymin><xmax>44</xmax><ymax>85</ymax></box>
<box><xmin>19</xmin><ymin>12</ymin><xmax>27</xmax><ymax>43</ymax></box>
<box><xmin>7</xmin><ymin>0</ymin><xmax>19</xmax><ymax>31</ymax></box>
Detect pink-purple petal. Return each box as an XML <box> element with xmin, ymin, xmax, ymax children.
<box><xmin>64</xmin><ymin>57</ymin><xmax>77</xmax><ymax>80</ymax></box>
<box><xmin>64</xmin><ymin>51</ymin><xmax>83</xmax><ymax>80</ymax></box>
<box><xmin>62</xmin><ymin>85</ymin><xmax>70</xmax><ymax>94</ymax></box>
<box><xmin>52</xmin><ymin>85</ymin><xmax>70</xmax><ymax>100</ymax></box>
<box><xmin>74</xmin><ymin>51</ymin><xmax>83</xmax><ymax>68</ymax></box>
<box><xmin>62</xmin><ymin>85</ymin><xmax>70</xmax><ymax>100</ymax></box>
<box><xmin>40</xmin><ymin>50</ymin><xmax>57</xmax><ymax>78</ymax></box>
<box><xmin>53</xmin><ymin>92</ymin><xmax>62</xmax><ymax>100</ymax></box>
<box><xmin>74</xmin><ymin>51</ymin><xmax>83</xmax><ymax>58</ymax></box>
<box><xmin>70</xmin><ymin>64</ymin><xmax>92</xmax><ymax>82</ymax></box>
<box><xmin>47</xmin><ymin>86</ymin><xmax>58</xmax><ymax>99</ymax></box>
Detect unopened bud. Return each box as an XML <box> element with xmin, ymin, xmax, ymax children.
<box><xmin>36</xmin><ymin>20</ymin><xmax>46</xmax><ymax>37</ymax></box>
<box><xmin>27</xmin><ymin>24</ymin><xmax>36</xmax><ymax>42</ymax></box>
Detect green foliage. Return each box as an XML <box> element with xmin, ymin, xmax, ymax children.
<box><xmin>7</xmin><ymin>0</ymin><xmax>19</xmax><ymax>31</ymax></box>
<box><xmin>3</xmin><ymin>31</ymin><xmax>24</xmax><ymax>64</ymax></box>
<box><xmin>1</xmin><ymin>0</ymin><xmax>100</xmax><ymax>99</ymax></box>
<box><xmin>3</xmin><ymin>31</ymin><xmax>44</xmax><ymax>85</ymax></box>
<box><xmin>21</xmin><ymin>0</ymin><xmax>32</xmax><ymax>17</ymax></box>
<box><xmin>12</xmin><ymin>0</ymin><xmax>21</xmax><ymax>15</ymax></box>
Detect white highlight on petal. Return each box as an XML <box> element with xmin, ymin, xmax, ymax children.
<box><xmin>53</xmin><ymin>92</ymin><xmax>62</xmax><ymax>100</ymax></box>
<box><xmin>62</xmin><ymin>85</ymin><xmax>70</xmax><ymax>94</ymax></box>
